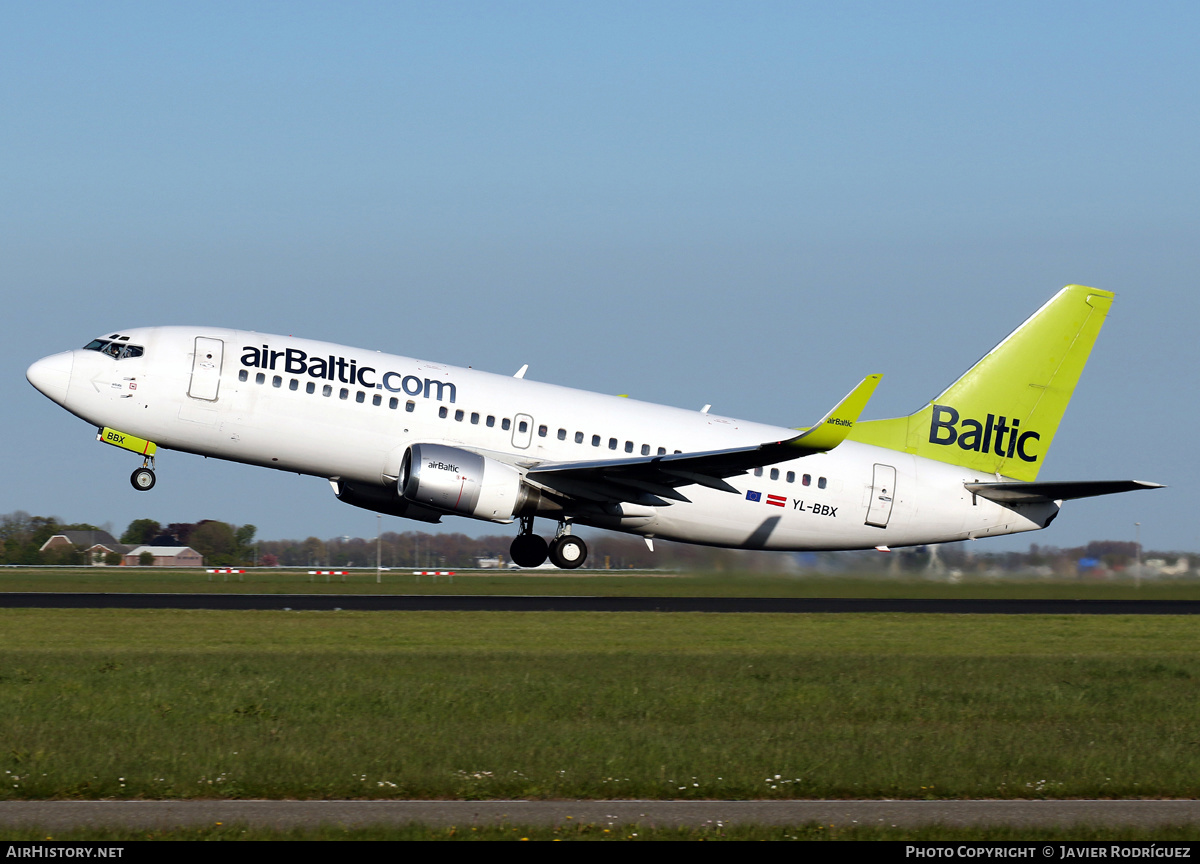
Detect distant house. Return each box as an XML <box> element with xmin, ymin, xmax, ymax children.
<box><xmin>122</xmin><ymin>546</ymin><xmax>204</xmax><ymax>567</ymax></box>
<box><xmin>39</xmin><ymin>530</ymin><xmax>131</xmax><ymax>565</ymax></box>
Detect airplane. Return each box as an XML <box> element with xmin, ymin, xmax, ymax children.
<box><xmin>26</xmin><ymin>284</ymin><xmax>1160</xmax><ymax>568</ymax></box>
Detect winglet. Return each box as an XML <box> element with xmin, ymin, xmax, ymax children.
<box><xmin>787</xmin><ymin>374</ymin><xmax>882</xmax><ymax>452</ymax></box>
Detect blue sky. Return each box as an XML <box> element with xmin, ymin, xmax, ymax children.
<box><xmin>4</xmin><ymin>2</ymin><xmax>1197</xmax><ymax>553</ymax></box>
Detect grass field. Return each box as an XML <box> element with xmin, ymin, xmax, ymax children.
<box><xmin>3</xmin><ymin>567</ymin><xmax>1200</xmax><ymax>599</ymax></box>
<box><xmin>1</xmin><ymin>609</ymin><xmax>1198</xmax><ymax>801</ymax></box>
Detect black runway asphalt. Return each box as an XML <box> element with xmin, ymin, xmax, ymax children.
<box><xmin>0</xmin><ymin>593</ymin><xmax>1198</xmax><ymax>613</ymax></box>
<box><xmin>2</xmin><ymin>799</ymin><xmax>1200</xmax><ymax>830</ymax></box>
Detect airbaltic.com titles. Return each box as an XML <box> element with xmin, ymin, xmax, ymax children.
<box><xmin>240</xmin><ymin>345</ymin><xmax>457</xmax><ymax>403</ymax></box>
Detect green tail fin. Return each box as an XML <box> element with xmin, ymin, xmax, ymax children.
<box><xmin>848</xmin><ymin>285</ymin><xmax>1114</xmax><ymax>481</ymax></box>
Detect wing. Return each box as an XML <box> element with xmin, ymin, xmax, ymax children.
<box><xmin>525</xmin><ymin>374</ymin><xmax>882</xmax><ymax>506</ymax></box>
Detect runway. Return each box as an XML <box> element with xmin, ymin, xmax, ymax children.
<box><xmin>0</xmin><ymin>593</ymin><xmax>1197</xmax><ymax>613</ymax></box>
<box><xmin>2</xmin><ymin>800</ymin><xmax>1199</xmax><ymax>830</ymax></box>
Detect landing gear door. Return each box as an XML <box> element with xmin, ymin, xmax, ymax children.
<box><xmin>865</xmin><ymin>463</ymin><xmax>896</xmax><ymax>528</ymax></box>
<box><xmin>188</xmin><ymin>337</ymin><xmax>224</xmax><ymax>401</ymax></box>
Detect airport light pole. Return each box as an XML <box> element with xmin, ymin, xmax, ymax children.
<box><xmin>1134</xmin><ymin>522</ymin><xmax>1142</xmax><ymax>587</ymax></box>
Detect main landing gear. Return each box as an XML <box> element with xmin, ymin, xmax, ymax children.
<box><xmin>509</xmin><ymin>517</ymin><xmax>588</xmax><ymax>569</ymax></box>
<box><xmin>130</xmin><ymin>456</ymin><xmax>156</xmax><ymax>492</ymax></box>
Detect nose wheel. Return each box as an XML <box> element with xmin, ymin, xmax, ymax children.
<box><xmin>130</xmin><ymin>454</ymin><xmax>156</xmax><ymax>492</ymax></box>
<box><xmin>130</xmin><ymin>467</ymin><xmax>156</xmax><ymax>491</ymax></box>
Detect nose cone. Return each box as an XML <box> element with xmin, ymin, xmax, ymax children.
<box><xmin>27</xmin><ymin>351</ymin><xmax>74</xmax><ymax>405</ymax></box>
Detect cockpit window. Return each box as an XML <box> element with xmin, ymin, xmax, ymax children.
<box><xmin>83</xmin><ymin>340</ymin><xmax>143</xmax><ymax>359</ymax></box>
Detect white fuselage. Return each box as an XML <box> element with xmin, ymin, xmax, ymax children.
<box><xmin>30</xmin><ymin>327</ymin><xmax>1055</xmax><ymax>550</ymax></box>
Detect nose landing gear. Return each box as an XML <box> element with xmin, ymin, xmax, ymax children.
<box><xmin>130</xmin><ymin>455</ymin><xmax>156</xmax><ymax>492</ymax></box>
<box><xmin>130</xmin><ymin>466</ymin><xmax>156</xmax><ymax>491</ymax></box>
<box><xmin>98</xmin><ymin>427</ymin><xmax>159</xmax><ymax>492</ymax></box>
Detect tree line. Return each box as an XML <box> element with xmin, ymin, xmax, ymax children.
<box><xmin>0</xmin><ymin>510</ymin><xmax>1190</xmax><ymax>573</ymax></box>
<box><xmin>0</xmin><ymin>510</ymin><xmax>793</xmax><ymax>569</ymax></box>
<box><xmin>0</xmin><ymin>512</ymin><xmax>257</xmax><ymax>567</ymax></box>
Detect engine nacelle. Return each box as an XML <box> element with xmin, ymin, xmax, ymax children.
<box><xmin>331</xmin><ymin>478</ymin><xmax>444</xmax><ymax>524</ymax></box>
<box><xmin>399</xmin><ymin>443</ymin><xmax>535</xmax><ymax>523</ymax></box>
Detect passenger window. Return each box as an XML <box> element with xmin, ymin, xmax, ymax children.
<box><xmin>339</xmin><ymin>388</ymin><xmax>349</xmax><ymax>400</ymax></box>
<box><xmin>538</xmin><ymin>425</ymin><xmax>548</xmax><ymax>437</ymax></box>
<box><xmin>322</xmin><ymin>385</ymin><xmax>332</xmax><ymax>397</ymax></box>
<box><xmin>306</xmin><ymin>382</ymin><xmax>315</xmax><ymax>394</ymax></box>
<box><xmin>608</xmin><ymin>438</ymin><xmax>618</xmax><ymax>450</ymax></box>
<box><xmin>289</xmin><ymin>379</ymin><xmax>298</xmax><ymax>391</ymax></box>
<box><xmin>272</xmin><ymin>376</ymin><xmax>282</xmax><ymax>388</ymax></box>
<box><xmin>455</xmin><ymin>409</ymin><xmax>464</xmax><ymax>421</ymax></box>
<box><xmin>657</xmin><ymin>447</ymin><xmax>666</xmax><ymax>455</ymax></box>
<box><xmin>802</xmin><ymin>474</ymin><xmax>811</xmax><ymax>486</ymax></box>
<box><xmin>786</xmin><ymin>471</ymin><xmax>795</xmax><ymax>483</ymax></box>
<box><xmin>372</xmin><ymin>393</ymin><xmax>381</xmax><ymax>406</ymax></box>
<box><xmin>406</xmin><ymin>401</ymin><xmax>415</xmax><ymax>412</ymax></box>
<box><xmin>486</xmin><ymin>416</ymin><xmax>495</xmax><ymax>427</ymax></box>
<box><xmin>770</xmin><ymin>468</ymin><xmax>779</xmax><ymax>480</ymax></box>
<box><xmin>754</xmin><ymin>467</ymin><xmax>763</xmax><ymax>477</ymax></box>
<box><xmin>818</xmin><ymin>477</ymin><xmax>827</xmax><ymax>489</ymax></box>
<box><xmin>389</xmin><ymin>397</ymin><xmax>399</xmax><ymax>409</ymax></box>
<box><xmin>518</xmin><ymin>420</ymin><xmax>527</xmax><ymax>433</ymax></box>
<box><xmin>624</xmin><ymin>441</ymin><xmax>633</xmax><ymax>453</ymax></box>
<box><xmin>641</xmin><ymin>444</ymin><xmax>650</xmax><ymax>455</ymax></box>
<box><xmin>503</xmin><ymin>418</ymin><xmax>512</xmax><ymax>431</ymax></box>
<box><xmin>255</xmin><ymin>373</ymin><xmax>265</xmax><ymax>385</ymax></box>
<box><xmin>592</xmin><ymin>435</ymin><xmax>601</xmax><ymax>447</ymax></box>
<box><xmin>238</xmin><ymin>370</ymin><xmax>248</xmax><ymax>382</ymax></box>
<box><xmin>575</xmin><ymin>432</ymin><xmax>584</xmax><ymax>444</ymax></box>
<box><xmin>471</xmin><ymin>413</ymin><xmax>480</xmax><ymax>424</ymax></box>
<box><xmin>439</xmin><ymin>406</ymin><xmax>448</xmax><ymax>418</ymax></box>
<box><xmin>356</xmin><ymin>391</ymin><xmax>365</xmax><ymax>403</ymax></box>
<box><xmin>557</xmin><ymin>428</ymin><xmax>566</xmax><ymax>441</ymax></box>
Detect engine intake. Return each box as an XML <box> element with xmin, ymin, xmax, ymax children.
<box><xmin>399</xmin><ymin>443</ymin><xmax>535</xmax><ymax>523</ymax></box>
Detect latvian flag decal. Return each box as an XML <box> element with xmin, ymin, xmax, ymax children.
<box><xmin>766</xmin><ymin>494</ymin><xmax>787</xmax><ymax>507</ymax></box>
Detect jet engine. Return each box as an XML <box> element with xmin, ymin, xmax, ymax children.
<box><xmin>331</xmin><ymin>478</ymin><xmax>444</xmax><ymax>523</ymax></box>
<box><xmin>399</xmin><ymin>443</ymin><xmax>537</xmax><ymax>523</ymax></box>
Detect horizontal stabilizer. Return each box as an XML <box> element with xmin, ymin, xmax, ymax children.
<box><xmin>966</xmin><ymin>480</ymin><xmax>1164</xmax><ymax>504</ymax></box>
